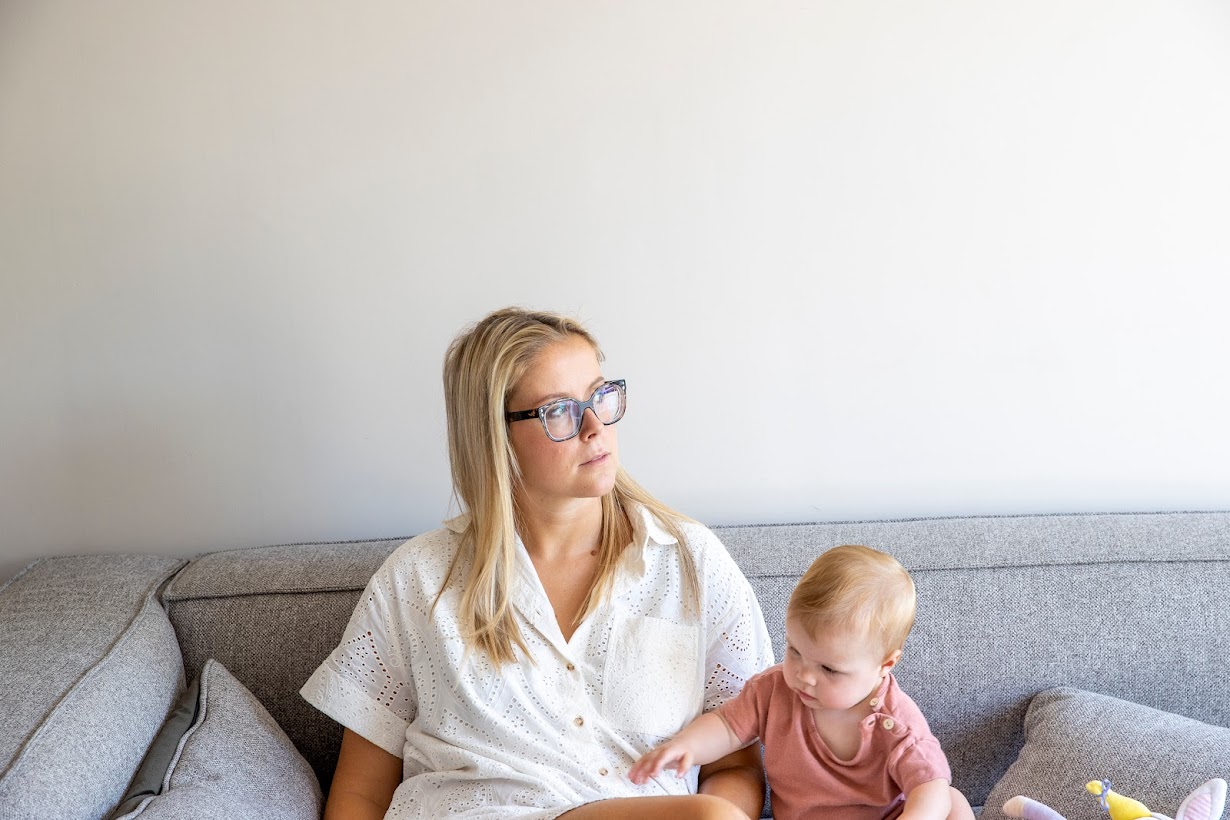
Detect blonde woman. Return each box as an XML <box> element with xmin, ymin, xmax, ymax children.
<box><xmin>302</xmin><ymin>307</ymin><xmax>774</xmax><ymax>820</ymax></box>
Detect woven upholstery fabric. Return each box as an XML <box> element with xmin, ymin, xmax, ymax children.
<box><xmin>0</xmin><ymin>554</ymin><xmax>185</xmax><ymax>820</ymax></box>
<box><xmin>162</xmin><ymin>538</ymin><xmax>403</xmax><ymax>793</ymax></box>
<box><xmin>154</xmin><ymin>512</ymin><xmax>1230</xmax><ymax>810</ymax></box>
<box><xmin>112</xmin><ymin>659</ymin><xmax>321</xmax><ymax>820</ymax></box>
<box><xmin>716</xmin><ymin>511</ymin><xmax>1230</xmax><ymax>575</ymax></box>
<box><xmin>980</xmin><ymin>688</ymin><xmax>1230</xmax><ymax>820</ymax></box>
<box><xmin>716</xmin><ymin>511</ymin><xmax>1230</xmax><ymax>805</ymax></box>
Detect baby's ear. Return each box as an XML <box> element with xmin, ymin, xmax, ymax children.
<box><xmin>880</xmin><ymin>649</ymin><xmax>903</xmax><ymax>674</ymax></box>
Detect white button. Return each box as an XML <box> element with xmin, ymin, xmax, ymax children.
<box><xmin>882</xmin><ymin>718</ymin><xmax>895</xmax><ymax>730</ymax></box>
<box><xmin>598</xmin><ymin>768</ymin><xmax>609</xmax><ymax>777</ymax></box>
<box><xmin>573</xmin><ymin>716</ymin><xmax>585</xmax><ymax>727</ymax></box>
<box><xmin>868</xmin><ymin>698</ymin><xmax>879</xmax><ymax>708</ymax></box>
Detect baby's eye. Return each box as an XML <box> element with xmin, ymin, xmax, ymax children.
<box><xmin>821</xmin><ymin>666</ymin><xmax>840</xmax><ymax>675</ymax></box>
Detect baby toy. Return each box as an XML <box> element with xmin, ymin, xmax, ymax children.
<box><xmin>1002</xmin><ymin>778</ymin><xmax>1226</xmax><ymax>820</ymax></box>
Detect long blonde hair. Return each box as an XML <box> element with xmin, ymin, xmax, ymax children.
<box><xmin>439</xmin><ymin>306</ymin><xmax>699</xmax><ymax>665</ymax></box>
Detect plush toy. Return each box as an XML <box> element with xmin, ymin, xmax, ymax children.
<box><xmin>1002</xmin><ymin>778</ymin><xmax>1226</xmax><ymax>820</ymax></box>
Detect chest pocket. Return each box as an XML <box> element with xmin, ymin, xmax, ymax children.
<box><xmin>601</xmin><ymin>615</ymin><xmax>701</xmax><ymax>737</ymax></box>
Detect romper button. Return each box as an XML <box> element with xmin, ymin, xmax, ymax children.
<box><xmin>574</xmin><ymin>716</ymin><xmax>585</xmax><ymax>727</ymax></box>
<box><xmin>869</xmin><ymin>698</ymin><xmax>879</xmax><ymax>708</ymax></box>
<box><xmin>882</xmin><ymin>718</ymin><xmax>895</xmax><ymax>730</ymax></box>
<box><xmin>599</xmin><ymin>768</ymin><xmax>609</xmax><ymax>776</ymax></box>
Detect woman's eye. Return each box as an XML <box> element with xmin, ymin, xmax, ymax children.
<box><xmin>543</xmin><ymin>402</ymin><xmax>571</xmax><ymax>421</ymax></box>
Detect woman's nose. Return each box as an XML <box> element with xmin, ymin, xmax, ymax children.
<box><xmin>579</xmin><ymin>407</ymin><xmax>603</xmax><ymax>437</ymax></box>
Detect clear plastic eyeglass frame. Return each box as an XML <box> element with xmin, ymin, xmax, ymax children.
<box><xmin>505</xmin><ymin>379</ymin><xmax>626</xmax><ymax>442</ymax></box>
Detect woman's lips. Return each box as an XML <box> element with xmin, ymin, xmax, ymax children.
<box><xmin>582</xmin><ymin>452</ymin><xmax>609</xmax><ymax>466</ymax></box>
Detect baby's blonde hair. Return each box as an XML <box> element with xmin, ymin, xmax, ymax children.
<box><xmin>787</xmin><ymin>545</ymin><xmax>916</xmax><ymax>657</ymax></box>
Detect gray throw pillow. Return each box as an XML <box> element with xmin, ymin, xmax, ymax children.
<box><xmin>111</xmin><ymin>659</ymin><xmax>322</xmax><ymax>820</ymax></box>
<box><xmin>982</xmin><ymin>687</ymin><xmax>1230</xmax><ymax>820</ymax></box>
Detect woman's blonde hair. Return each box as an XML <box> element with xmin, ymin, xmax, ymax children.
<box><xmin>787</xmin><ymin>544</ymin><xmax>916</xmax><ymax>657</ymax></box>
<box><xmin>439</xmin><ymin>306</ymin><xmax>698</xmax><ymax>665</ymax></box>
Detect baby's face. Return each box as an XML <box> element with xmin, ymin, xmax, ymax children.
<box><xmin>782</xmin><ymin>616</ymin><xmax>894</xmax><ymax>713</ymax></box>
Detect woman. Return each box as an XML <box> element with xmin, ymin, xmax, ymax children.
<box><xmin>301</xmin><ymin>307</ymin><xmax>774</xmax><ymax>819</ymax></box>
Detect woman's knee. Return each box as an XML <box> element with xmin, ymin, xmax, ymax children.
<box><xmin>559</xmin><ymin>794</ymin><xmax>749</xmax><ymax>820</ymax></box>
<box><xmin>690</xmin><ymin>794</ymin><xmax>751</xmax><ymax>820</ymax></box>
<box><xmin>948</xmin><ymin>785</ymin><xmax>975</xmax><ymax>820</ymax></box>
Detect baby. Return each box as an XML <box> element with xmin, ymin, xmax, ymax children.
<box><xmin>630</xmin><ymin>545</ymin><xmax>973</xmax><ymax>820</ymax></box>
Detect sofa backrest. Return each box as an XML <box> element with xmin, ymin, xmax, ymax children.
<box><xmin>716</xmin><ymin>511</ymin><xmax>1230</xmax><ymax>804</ymax></box>
<box><xmin>160</xmin><ymin>537</ymin><xmax>404</xmax><ymax>798</ymax></box>
<box><xmin>159</xmin><ymin>510</ymin><xmax>1230</xmax><ymax>806</ymax></box>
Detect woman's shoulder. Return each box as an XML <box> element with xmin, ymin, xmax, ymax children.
<box><xmin>372</xmin><ymin>524</ymin><xmax>465</xmax><ymax>594</ymax></box>
<box><xmin>675</xmin><ymin>517</ymin><xmax>742</xmax><ymax>573</ymax></box>
<box><xmin>637</xmin><ymin>507</ymin><xmax>748</xmax><ymax>587</ymax></box>
<box><xmin>636</xmin><ymin>505</ymin><xmax>722</xmax><ymax>553</ymax></box>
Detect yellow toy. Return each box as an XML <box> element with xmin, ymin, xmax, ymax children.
<box><xmin>1001</xmin><ymin>778</ymin><xmax>1226</xmax><ymax>820</ymax></box>
<box><xmin>1087</xmin><ymin>780</ymin><xmax>1153</xmax><ymax>820</ymax></box>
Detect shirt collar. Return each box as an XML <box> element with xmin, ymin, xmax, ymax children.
<box><xmin>444</xmin><ymin>512</ymin><xmax>469</xmax><ymax>534</ymax></box>
<box><xmin>442</xmin><ymin>504</ymin><xmax>677</xmax><ymax>547</ymax></box>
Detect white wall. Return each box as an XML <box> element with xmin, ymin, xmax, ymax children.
<box><xmin>3</xmin><ymin>1</ymin><xmax>1229</xmax><ymax>583</ymax></box>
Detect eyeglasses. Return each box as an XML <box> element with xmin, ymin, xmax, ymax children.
<box><xmin>505</xmin><ymin>379</ymin><xmax>626</xmax><ymax>442</ymax></box>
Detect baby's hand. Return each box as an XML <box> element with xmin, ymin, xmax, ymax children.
<box><xmin>628</xmin><ymin>740</ymin><xmax>694</xmax><ymax>785</ymax></box>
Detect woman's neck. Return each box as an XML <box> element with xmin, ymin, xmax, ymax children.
<box><xmin>516</xmin><ymin>496</ymin><xmax>604</xmax><ymax>562</ymax></box>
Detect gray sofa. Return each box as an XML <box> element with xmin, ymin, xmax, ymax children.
<box><xmin>3</xmin><ymin>511</ymin><xmax>1229</xmax><ymax>820</ymax></box>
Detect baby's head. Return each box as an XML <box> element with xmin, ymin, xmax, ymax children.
<box><xmin>787</xmin><ymin>544</ymin><xmax>917</xmax><ymax>662</ymax></box>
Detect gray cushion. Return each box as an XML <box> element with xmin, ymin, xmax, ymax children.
<box><xmin>980</xmin><ymin>687</ymin><xmax>1230</xmax><ymax>820</ymax></box>
<box><xmin>112</xmin><ymin>658</ymin><xmax>322</xmax><ymax>819</ymax></box>
<box><xmin>108</xmin><ymin>677</ymin><xmax>202</xmax><ymax>818</ymax></box>
<box><xmin>0</xmin><ymin>554</ymin><xmax>185</xmax><ymax>820</ymax></box>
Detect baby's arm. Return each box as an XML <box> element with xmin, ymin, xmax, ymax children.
<box><xmin>899</xmin><ymin>778</ymin><xmax>956</xmax><ymax>820</ymax></box>
<box><xmin>627</xmin><ymin>712</ymin><xmax>744</xmax><ymax>785</ymax></box>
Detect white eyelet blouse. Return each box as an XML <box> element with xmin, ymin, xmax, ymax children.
<box><xmin>300</xmin><ymin>506</ymin><xmax>774</xmax><ymax>819</ymax></box>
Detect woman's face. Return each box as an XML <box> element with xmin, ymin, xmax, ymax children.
<box><xmin>506</xmin><ymin>335</ymin><xmax>621</xmax><ymax>511</ymax></box>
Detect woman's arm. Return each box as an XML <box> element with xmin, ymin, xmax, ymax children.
<box><xmin>323</xmin><ymin>728</ymin><xmax>402</xmax><ymax>820</ymax></box>
<box><xmin>696</xmin><ymin>743</ymin><xmax>765</xmax><ymax>819</ymax></box>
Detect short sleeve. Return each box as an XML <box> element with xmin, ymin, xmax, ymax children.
<box><xmin>690</xmin><ymin>526</ymin><xmax>775</xmax><ymax>713</ymax></box>
<box><xmin>715</xmin><ymin>668</ymin><xmax>774</xmax><ymax>746</ymax></box>
<box><xmin>889</xmin><ymin>733</ymin><xmax>952</xmax><ymax>796</ymax></box>
<box><xmin>300</xmin><ymin>555</ymin><xmax>419</xmax><ymax>757</ymax></box>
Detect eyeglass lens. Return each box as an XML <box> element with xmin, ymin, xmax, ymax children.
<box><xmin>541</xmin><ymin>381</ymin><xmax>624</xmax><ymax>441</ymax></box>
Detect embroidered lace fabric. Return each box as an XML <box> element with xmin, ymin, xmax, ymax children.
<box><xmin>300</xmin><ymin>506</ymin><xmax>774</xmax><ymax>819</ymax></box>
